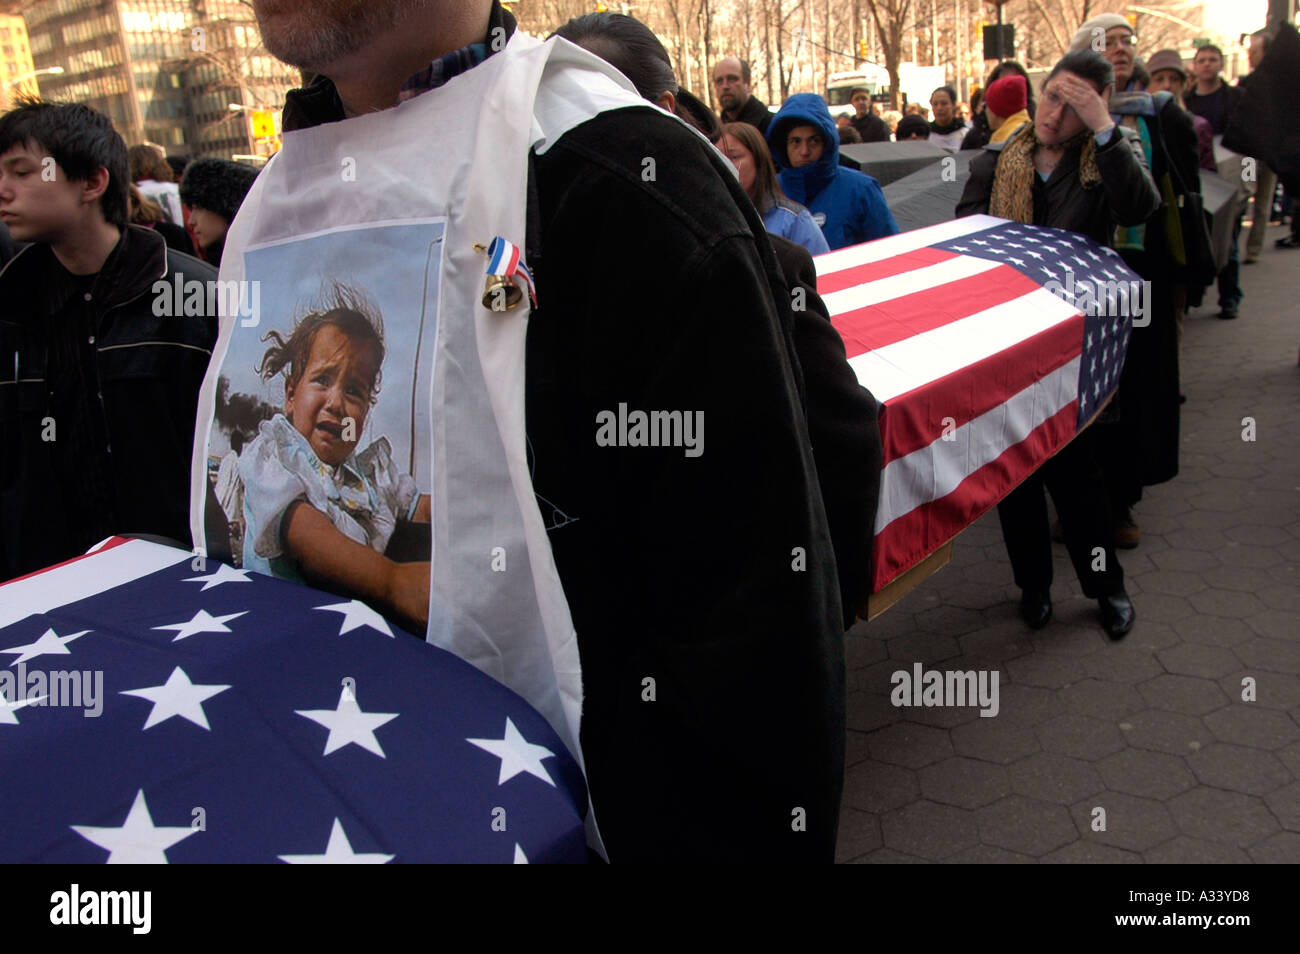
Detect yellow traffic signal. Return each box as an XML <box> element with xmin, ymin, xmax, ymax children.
<box><xmin>596</xmin><ymin>1</ymin><xmax>608</xmax><ymax>10</ymax></box>
<box><xmin>858</xmin><ymin>39</ymin><xmax>868</xmax><ymax>59</ymax></box>
<box><xmin>1125</xmin><ymin>12</ymin><xmax>1138</xmax><ymax>28</ymax></box>
<box><xmin>250</xmin><ymin>109</ymin><xmax>276</xmax><ymax>139</ymax></box>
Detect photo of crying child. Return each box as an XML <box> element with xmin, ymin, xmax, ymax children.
<box><xmin>238</xmin><ymin>280</ymin><xmax>431</xmax><ymax>629</ymax></box>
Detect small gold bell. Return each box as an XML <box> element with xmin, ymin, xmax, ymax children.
<box><xmin>482</xmin><ymin>273</ymin><xmax>524</xmax><ymax>311</ymax></box>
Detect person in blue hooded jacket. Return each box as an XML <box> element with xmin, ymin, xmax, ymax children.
<box><xmin>766</xmin><ymin>93</ymin><xmax>899</xmax><ymax>250</ymax></box>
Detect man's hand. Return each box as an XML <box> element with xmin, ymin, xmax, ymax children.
<box><xmin>1056</xmin><ymin>74</ymin><xmax>1115</xmax><ymax>134</ymax></box>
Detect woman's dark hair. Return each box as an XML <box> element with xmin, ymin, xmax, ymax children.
<box><xmin>1047</xmin><ymin>49</ymin><xmax>1114</xmax><ymax>94</ymax></box>
<box><xmin>552</xmin><ymin>13</ymin><xmax>676</xmax><ymax>102</ymax></box>
<box><xmin>552</xmin><ymin>12</ymin><xmax>715</xmax><ymax>138</ymax></box>
<box><xmin>128</xmin><ymin>143</ymin><xmax>174</xmax><ymax>183</ymax></box>
<box><xmin>0</xmin><ymin>98</ymin><xmax>130</xmax><ymax>230</ymax></box>
<box><xmin>895</xmin><ymin>114</ymin><xmax>931</xmax><ymax>140</ymax></box>
<box><xmin>987</xmin><ymin>60</ymin><xmax>1036</xmax><ymax>117</ymax></box>
<box><xmin>258</xmin><ymin>281</ymin><xmax>386</xmax><ymax>404</ymax></box>
<box><xmin>970</xmin><ymin>88</ymin><xmax>984</xmax><ymax>113</ymax></box>
<box><xmin>931</xmin><ymin>85</ymin><xmax>958</xmax><ymax>105</ymax></box>
<box><xmin>718</xmin><ymin>121</ymin><xmax>789</xmax><ymax>215</ymax></box>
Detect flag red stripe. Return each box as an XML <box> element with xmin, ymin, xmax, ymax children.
<box><xmin>816</xmin><ymin>246</ymin><xmax>959</xmax><ymax>296</ymax></box>
<box><xmin>871</xmin><ymin>402</ymin><xmax>1079</xmax><ymax>590</ymax></box>
<box><xmin>831</xmin><ymin>265</ymin><xmax>1046</xmax><ymax>358</ymax></box>
<box><xmin>1</xmin><ymin>536</ymin><xmax>134</xmax><ymax>585</ymax></box>
<box><xmin>877</xmin><ymin>311</ymin><xmax>1085</xmax><ymax>465</ymax></box>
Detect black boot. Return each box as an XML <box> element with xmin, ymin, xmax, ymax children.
<box><xmin>1019</xmin><ymin>589</ymin><xmax>1053</xmax><ymax>629</ymax></box>
<box><xmin>1098</xmin><ymin>589</ymin><xmax>1136</xmax><ymax>640</ymax></box>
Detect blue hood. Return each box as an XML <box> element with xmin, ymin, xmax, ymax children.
<box><xmin>766</xmin><ymin>93</ymin><xmax>839</xmax><ymax>205</ymax></box>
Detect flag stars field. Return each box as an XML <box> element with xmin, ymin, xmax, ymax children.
<box><xmin>295</xmin><ymin>685</ymin><xmax>398</xmax><ymax>757</ymax></box>
<box><xmin>314</xmin><ymin>599</ymin><xmax>394</xmax><ymax>637</ymax></box>
<box><xmin>3</xmin><ymin>627</ymin><xmax>88</xmax><ymax>665</ymax></box>
<box><xmin>278</xmin><ymin>818</ymin><xmax>394</xmax><ymax>864</ymax></box>
<box><xmin>71</xmin><ymin>789</ymin><xmax>197</xmax><ymax>864</ymax></box>
<box><xmin>120</xmin><ymin>666</ymin><xmax>230</xmax><ymax>730</ymax></box>
<box><xmin>468</xmin><ymin>717</ymin><xmax>557</xmax><ymax>787</ymax></box>
<box><xmin>152</xmin><ymin>609</ymin><xmax>247</xmax><ymax>642</ymax></box>
<box><xmin>184</xmin><ymin>564</ymin><xmax>253</xmax><ymax>591</ymax></box>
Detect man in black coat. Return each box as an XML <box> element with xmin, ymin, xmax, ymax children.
<box><xmin>0</xmin><ymin>101</ymin><xmax>217</xmax><ymax>581</ymax></box>
<box><xmin>713</xmin><ymin>56</ymin><xmax>772</xmax><ymax>135</ymax></box>
<box><xmin>957</xmin><ymin>49</ymin><xmax>1160</xmax><ymax>640</ymax></box>
<box><xmin>849</xmin><ymin>88</ymin><xmax>891</xmax><ymax>143</ymax></box>
<box><xmin>264</xmin><ymin>0</ymin><xmax>846</xmax><ymax>862</ymax></box>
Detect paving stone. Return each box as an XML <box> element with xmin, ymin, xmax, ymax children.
<box><xmin>1150</xmin><ymin>548</ymin><xmax>1222</xmax><ymax>572</ymax></box>
<box><xmin>1186</xmin><ymin>588</ymin><xmax>1268</xmax><ymax>618</ymax></box>
<box><xmin>1246</xmin><ymin>831</ymin><xmax>1300</xmax><ymax>863</ymax></box>
<box><xmin>1263</xmin><ymin>782</ymin><xmax>1300</xmax><ymax>832</ymax></box>
<box><xmin>1058</xmin><ymin>679</ymin><xmax>1146</xmax><ymax>721</ymax></box>
<box><xmin>1173</xmin><ymin>615</ymin><xmax>1255</xmax><ymax>647</ymax></box>
<box><xmin>844</xmin><ymin>634</ymin><xmax>888</xmax><ymax>668</ymax></box>
<box><xmin>1126</xmin><ymin>590</ymin><xmax>1198</xmax><ymax>624</ymax></box>
<box><xmin>1138</xmin><ymin>673</ymin><xmax>1231</xmax><ymax>715</ymax></box>
<box><xmin>1145</xmin><ymin>836</ymin><xmax>1252</xmax><ymax>863</ymax></box>
<box><xmin>1135</xmin><ymin>570</ymin><xmax>1207</xmax><ymax>597</ymax></box>
<box><xmin>942</xmin><ymin>844</ymin><xmax>1035</xmax><ymax>863</ymax></box>
<box><xmin>1120</xmin><ymin>709</ymin><xmax>1215</xmax><ymax>755</ymax></box>
<box><xmin>994</xmin><ymin>683</ymin><xmax>1067</xmax><ymax>728</ymax></box>
<box><xmin>885</xmin><ymin>630</ymin><xmax>962</xmax><ymax>663</ymax></box>
<box><xmin>867</xmin><ymin>721</ymin><xmax>955</xmax><ymax>769</ymax></box>
<box><xmin>976</xmin><ymin>795</ymin><xmax>1077</xmax><ymax>856</ymax></box>
<box><xmin>1211</xmin><ymin>563</ymin><xmax>1285</xmax><ymax>593</ymax></box>
<box><xmin>958</xmin><ymin>624</ymin><xmax>1034</xmax><ymax>664</ymax></box>
<box><xmin>918</xmin><ymin>757</ymin><xmax>1011</xmax><ymax>809</ymax></box>
<box><xmin>1096</xmin><ymin>748</ymin><xmax>1197</xmax><ymax>800</ymax></box>
<box><xmin>834</xmin><ymin>807</ymin><xmax>882</xmax><ymax>863</ymax></box>
<box><xmin>943</xmin><ymin>581</ymin><xmax>1010</xmax><ymax>612</ymax></box>
<box><xmin>1125</xmin><ymin>622</ymin><xmax>1183</xmax><ymax>653</ymax></box>
<box><xmin>951</xmin><ymin>718</ymin><xmax>1041</xmax><ymax>764</ymax></box>
<box><xmin>1235</xmin><ymin>633</ymin><xmax>1300</xmax><ymax>671</ymax></box>
<box><xmin>1221</xmin><ymin>669</ymin><xmax>1300</xmax><ymax>713</ymax></box>
<box><xmin>1167</xmin><ymin>787</ymin><xmax>1280</xmax><ymax>845</ymax></box>
<box><xmin>1005</xmin><ymin>652</ymin><xmax>1086</xmax><ymax>690</ymax></box>
<box><xmin>880</xmin><ymin>800</ymin><xmax>979</xmax><ymax>860</ymax></box>
<box><xmin>1157</xmin><ymin>643</ymin><xmax>1245</xmax><ymax>679</ymax></box>
<box><xmin>1008</xmin><ymin>753</ymin><xmax>1104</xmax><ymax>804</ymax></box>
<box><xmin>1068</xmin><ymin>792</ymin><xmax>1179</xmax><ymax>852</ymax></box>
<box><xmin>841</xmin><ymin>759</ymin><xmax>919</xmax><ymax>814</ymax></box>
<box><xmin>1257</xmin><ymin>583</ymin><xmax>1300</xmax><ymax>613</ymax></box>
<box><xmin>845</xmin><ymin>730</ymin><xmax>872</xmax><ymax>767</ymax></box>
<box><xmin>852</xmin><ymin>848</ymin><xmax>928</xmax><ymax>864</ymax></box>
<box><xmin>845</xmin><ymin>689</ymin><xmax>902</xmax><ymax>732</ymax></box>
<box><xmin>1204</xmin><ymin>705</ymin><xmax>1300</xmax><ymax>750</ymax></box>
<box><xmin>911</xmin><ymin>605</ymin><xmax>987</xmax><ymax>638</ymax></box>
<box><xmin>1081</xmin><ymin>647</ymin><xmax>1165</xmax><ymax>684</ymax></box>
<box><xmin>1027</xmin><ymin>619</ymin><xmax>1107</xmax><ymax>657</ymax></box>
<box><xmin>1036</xmin><ymin>713</ymin><xmax>1127</xmax><ymax>761</ymax></box>
<box><xmin>1040</xmin><ymin>841</ymin><xmax>1143</xmax><ymax>863</ymax></box>
<box><xmin>1186</xmin><ymin>743</ymin><xmax>1291</xmax><ymax>795</ymax></box>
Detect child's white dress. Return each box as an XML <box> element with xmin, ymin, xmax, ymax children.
<box><xmin>239</xmin><ymin>414</ymin><xmax>419</xmax><ymax>579</ymax></box>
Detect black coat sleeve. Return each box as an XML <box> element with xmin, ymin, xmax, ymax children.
<box><xmin>769</xmin><ymin>234</ymin><xmax>882</xmax><ymax>626</ymax></box>
<box><xmin>956</xmin><ymin>149</ymin><xmax>997</xmax><ymax>216</ymax></box>
<box><xmin>527</xmin><ymin>107</ymin><xmax>845</xmax><ymax>862</ymax></box>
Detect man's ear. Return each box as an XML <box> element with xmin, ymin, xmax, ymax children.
<box><xmin>76</xmin><ymin>166</ymin><xmax>111</xmax><ymax>207</ymax></box>
<box><xmin>656</xmin><ymin>90</ymin><xmax>676</xmax><ymax>114</ymax></box>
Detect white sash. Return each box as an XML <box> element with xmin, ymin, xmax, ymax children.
<box><xmin>190</xmin><ymin>31</ymin><xmax>648</xmax><ymax>856</ymax></box>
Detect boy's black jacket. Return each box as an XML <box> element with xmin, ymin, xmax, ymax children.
<box><xmin>0</xmin><ymin>226</ymin><xmax>217</xmax><ymax>580</ymax></box>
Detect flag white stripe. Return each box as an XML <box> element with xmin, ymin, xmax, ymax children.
<box><xmin>0</xmin><ymin>538</ymin><xmax>190</xmax><ymax>629</ymax></box>
<box><xmin>846</xmin><ymin>286</ymin><xmax>1081</xmax><ymax>403</ymax></box>
<box><xmin>875</xmin><ymin>356</ymin><xmax>1081</xmax><ymax>533</ymax></box>
<box><xmin>821</xmin><ymin>255</ymin><xmax>1001</xmax><ymax>314</ymax></box>
<box><xmin>813</xmin><ymin>213</ymin><xmax>1007</xmax><ymax>276</ymax></box>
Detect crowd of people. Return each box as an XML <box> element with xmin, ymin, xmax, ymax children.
<box><xmin>0</xmin><ymin>0</ymin><xmax>1293</xmax><ymax>863</ymax></box>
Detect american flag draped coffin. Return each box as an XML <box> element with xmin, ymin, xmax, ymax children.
<box><xmin>0</xmin><ymin>538</ymin><xmax>588</xmax><ymax>863</ymax></box>
<box><xmin>816</xmin><ymin>215</ymin><xmax>1141</xmax><ymax>591</ymax></box>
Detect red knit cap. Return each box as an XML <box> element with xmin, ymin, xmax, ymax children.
<box><xmin>985</xmin><ymin>75</ymin><xmax>1028</xmax><ymax>119</ymax></box>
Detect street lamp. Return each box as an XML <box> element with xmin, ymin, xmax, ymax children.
<box><xmin>2</xmin><ymin>66</ymin><xmax>64</xmax><ymax>89</ymax></box>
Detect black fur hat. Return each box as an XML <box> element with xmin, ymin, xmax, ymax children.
<box><xmin>179</xmin><ymin>158</ymin><xmax>260</xmax><ymax>224</ymax></box>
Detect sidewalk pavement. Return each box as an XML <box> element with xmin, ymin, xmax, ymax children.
<box><xmin>837</xmin><ymin>223</ymin><xmax>1300</xmax><ymax>863</ymax></box>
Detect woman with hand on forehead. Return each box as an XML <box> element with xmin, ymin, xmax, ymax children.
<box><xmin>956</xmin><ymin>48</ymin><xmax>1161</xmax><ymax>641</ymax></box>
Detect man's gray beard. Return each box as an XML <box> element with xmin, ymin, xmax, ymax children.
<box><xmin>257</xmin><ymin>0</ymin><xmax>429</xmax><ymax>72</ymax></box>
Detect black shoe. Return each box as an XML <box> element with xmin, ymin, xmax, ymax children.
<box><xmin>1019</xmin><ymin>589</ymin><xmax>1053</xmax><ymax>629</ymax></box>
<box><xmin>1276</xmin><ymin>235</ymin><xmax>1300</xmax><ymax>249</ymax></box>
<box><xmin>1098</xmin><ymin>590</ymin><xmax>1136</xmax><ymax>640</ymax></box>
<box><xmin>1218</xmin><ymin>306</ymin><xmax>1238</xmax><ymax>320</ymax></box>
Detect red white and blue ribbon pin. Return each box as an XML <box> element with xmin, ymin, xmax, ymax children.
<box><xmin>474</xmin><ymin>237</ymin><xmax>537</xmax><ymax>311</ymax></box>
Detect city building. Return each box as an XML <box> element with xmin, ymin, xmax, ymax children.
<box><xmin>0</xmin><ymin>12</ymin><xmax>38</xmax><ymax>110</ymax></box>
<box><xmin>1</xmin><ymin>0</ymin><xmax>298</xmax><ymax>160</ymax></box>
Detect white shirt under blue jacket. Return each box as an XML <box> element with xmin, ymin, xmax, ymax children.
<box><xmin>762</xmin><ymin>201</ymin><xmax>830</xmax><ymax>255</ymax></box>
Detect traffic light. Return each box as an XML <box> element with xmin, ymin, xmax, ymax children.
<box><xmin>858</xmin><ymin>39</ymin><xmax>868</xmax><ymax>59</ymax></box>
<box><xmin>250</xmin><ymin>109</ymin><xmax>276</xmax><ymax>139</ymax></box>
<box><xmin>1125</xmin><ymin>12</ymin><xmax>1138</xmax><ymax>29</ymax></box>
<box><xmin>596</xmin><ymin>1</ymin><xmax>607</xmax><ymax>10</ymax></box>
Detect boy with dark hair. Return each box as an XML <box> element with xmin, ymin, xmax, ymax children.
<box><xmin>0</xmin><ymin>99</ymin><xmax>218</xmax><ymax>580</ymax></box>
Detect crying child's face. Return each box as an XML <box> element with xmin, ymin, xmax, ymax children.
<box><xmin>284</xmin><ymin>323</ymin><xmax>379</xmax><ymax>467</ymax></box>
